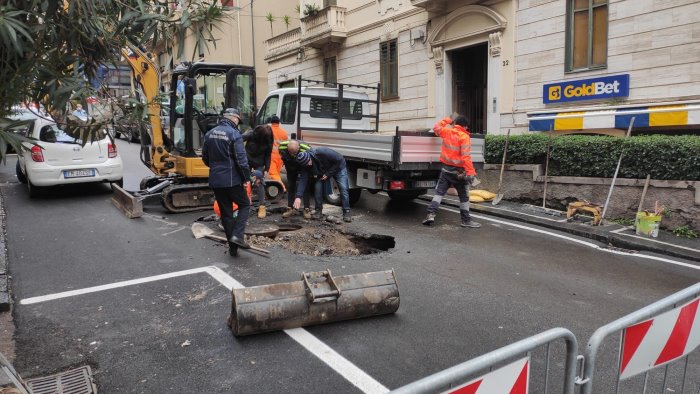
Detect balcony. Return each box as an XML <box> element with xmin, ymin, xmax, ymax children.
<box><xmin>410</xmin><ymin>0</ymin><xmax>452</xmax><ymax>12</ymax></box>
<box><xmin>300</xmin><ymin>6</ymin><xmax>347</xmax><ymax>49</ymax></box>
<box><xmin>265</xmin><ymin>28</ymin><xmax>302</xmax><ymax>62</ymax></box>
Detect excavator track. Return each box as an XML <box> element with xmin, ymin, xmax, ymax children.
<box><xmin>161</xmin><ymin>183</ymin><xmax>216</xmax><ymax>213</ymax></box>
<box><xmin>160</xmin><ymin>180</ymin><xmax>287</xmax><ymax>213</ymax></box>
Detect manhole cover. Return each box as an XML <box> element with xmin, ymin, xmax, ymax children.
<box><xmin>245</xmin><ymin>224</ymin><xmax>279</xmax><ymax>239</ymax></box>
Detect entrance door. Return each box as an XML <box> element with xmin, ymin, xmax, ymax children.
<box><xmin>451</xmin><ymin>43</ymin><xmax>488</xmax><ymax>134</ymax></box>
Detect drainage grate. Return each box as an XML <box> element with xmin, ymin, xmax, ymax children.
<box><xmin>25</xmin><ymin>366</ymin><xmax>96</xmax><ymax>394</ymax></box>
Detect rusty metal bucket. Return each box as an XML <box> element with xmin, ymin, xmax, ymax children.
<box><xmin>228</xmin><ymin>269</ymin><xmax>400</xmax><ymax>336</ymax></box>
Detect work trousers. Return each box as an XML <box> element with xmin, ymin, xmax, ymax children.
<box><xmin>427</xmin><ymin>169</ymin><xmax>471</xmax><ymax>222</ymax></box>
<box><xmin>251</xmin><ymin>168</ymin><xmax>265</xmax><ymax>205</ymax></box>
<box><xmin>213</xmin><ymin>185</ymin><xmax>251</xmax><ymax>241</ymax></box>
<box><xmin>268</xmin><ymin>154</ymin><xmax>283</xmax><ymax>182</ymax></box>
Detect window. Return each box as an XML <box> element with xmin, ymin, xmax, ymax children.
<box><xmin>280</xmin><ymin>95</ymin><xmax>298</xmax><ymax>124</ymax></box>
<box><xmin>256</xmin><ymin>95</ymin><xmax>279</xmax><ymax>125</ymax></box>
<box><xmin>323</xmin><ymin>0</ymin><xmax>336</xmax><ymax>7</ymax></box>
<box><xmin>566</xmin><ymin>0</ymin><xmax>608</xmax><ymax>72</ymax></box>
<box><xmin>309</xmin><ymin>98</ymin><xmax>363</xmax><ymax>120</ymax></box>
<box><xmin>380</xmin><ymin>39</ymin><xmax>398</xmax><ymax>99</ymax></box>
<box><xmin>324</xmin><ymin>57</ymin><xmax>337</xmax><ymax>84</ymax></box>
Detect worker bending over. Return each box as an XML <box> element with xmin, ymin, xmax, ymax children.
<box><xmin>279</xmin><ymin>140</ymin><xmax>314</xmax><ymax>219</ymax></box>
<box><xmin>295</xmin><ymin>147</ymin><xmax>352</xmax><ymax>223</ymax></box>
<box><xmin>422</xmin><ymin>115</ymin><xmax>480</xmax><ymax>228</ymax></box>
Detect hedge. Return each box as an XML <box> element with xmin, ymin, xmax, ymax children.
<box><xmin>484</xmin><ymin>134</ymin><xmax>700</xmax><ymax>181</ymax></box>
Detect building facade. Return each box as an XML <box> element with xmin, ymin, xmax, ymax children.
<box><xmin>154</xmin><ymin>0</ymin><xmax>300</xmax><ymax>107</ymax></box>
<box><xmin>263</xmin><ymin>0</ymin><xmax>700</xmax><ymax>136</ymax></box>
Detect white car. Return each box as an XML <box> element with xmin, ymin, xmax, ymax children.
<box><xmin>12</xmin><ymin>112</ymin><xmax>123</xmax><ymax>197</ymax></box>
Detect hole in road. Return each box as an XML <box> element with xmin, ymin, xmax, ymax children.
<box><xmin>248</xmin><ymin>223</ymin><xmax>395</xmax><ymax>256</ymax></box>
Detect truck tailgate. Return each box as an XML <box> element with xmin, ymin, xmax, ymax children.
<box><xmin>399</xmin><ymin>135</ymin><xmax>484</xmax><ymax>164</ymax></box>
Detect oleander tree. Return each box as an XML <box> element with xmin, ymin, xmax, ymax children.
<box><xmin>0</xmin><ymin>0</ymin><xmax>226</xmax><ymax>159</ymax></box>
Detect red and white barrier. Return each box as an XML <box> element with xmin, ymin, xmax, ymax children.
<box><xmin>620</xmin><ymin>297</ymin><xmax>700</xmax><ymax>379</ymax></box>
<box><xmin>446</xmin><ymin>357</ymin><xmax>529</xmax><ymax>394</ymax></box>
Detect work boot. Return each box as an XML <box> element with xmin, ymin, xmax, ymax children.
<box><xmin>312</xmin><ymin>209</ymin><xmax>323</xmax><ymax>220</ymax></box>
<box><xmin>460</xmin><ymin>220</ymin><xmax>481</xmax><ymax>228</ymax></box>
<box><xmin>257</xmin><ymin>205</ymin><xmax>266</xmax><ymax>219</ymax></box>
<box><xmin>303</xmin><ymin>208</ymin><xmax>312</xmax><ymax>219</ymax></box>
<box><xmin>343</xmin><ymin>213</ymin><xmax>352</xmax><ymax>223</ymax></box>
<box><xmin>228</xmin><ymin>242</ymin><xmax>238</xmax><ymax>257</ymax></box>
<box><xmin>229</xmin><ymin>235</ymin><xmax>251</xmax><ymax>249</ymax></box>
<box><xmin>422</xmin><ymin>213</ymin><xmax>436</xmax><ymax>226</ymax></box>
<box><xmin>282</xmin><ymin>207</ymin><xmax>296</xmax><ymax>218</ymax></box>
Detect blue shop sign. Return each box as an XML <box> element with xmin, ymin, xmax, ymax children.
<box><xmin>543</xmin><ymin>74</ymin><xmax>630</xmax><ymax>104</ymax></box>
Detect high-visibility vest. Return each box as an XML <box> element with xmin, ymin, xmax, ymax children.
<box><xmin>270</xmin><ymin>123</ymin><xmax>288</xmax><ymax>154</ymax></box>
<box><xmin>433</xmin><ymin>117</ymin><xmax>476</xmax><ymax>176</ymax></box>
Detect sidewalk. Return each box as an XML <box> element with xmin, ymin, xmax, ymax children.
<box><xmin>419</xmin><ymin>194</ymin><xmax>700</xmax><ymax>263</ymax></box>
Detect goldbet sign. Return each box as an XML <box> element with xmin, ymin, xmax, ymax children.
<box><xmin>543</xmin><ymin>74</ymin><xmax>630</xmax><ymax>104</ymax></box>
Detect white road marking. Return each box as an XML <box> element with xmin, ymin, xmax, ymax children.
<box><xmin>415</xmin><ymin>200</ymin><xmax>700</xmax><ymax>270</ymax></box>
<box><xmin>162</xmin><ymin>226</ymin><xmax>186</xmax><ymax>236</ymax></box>
<box><xmin>20</xmin><ymin>267</ymin><xmax>209</xmax><ymax>305</ymax></box>
<box><xmin>20</xmin><ymin>266</ymin><xmax>389</xmax><ymax>394</ymax></box>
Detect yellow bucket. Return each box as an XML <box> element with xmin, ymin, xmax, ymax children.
<box><xmin>635</xmin><ymin>212</ymin><xmax>662</xmax><ymax>238</ymax></box>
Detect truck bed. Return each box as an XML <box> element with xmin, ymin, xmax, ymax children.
<box><xmin>300</xmin><ymin>129</ymin><xmax>484</xmax><ymax>170</ymax></box>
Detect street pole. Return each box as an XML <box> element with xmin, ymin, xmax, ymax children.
<box><xmin>250</xmin><ymin>0</ymin><xmax>256</xmax><ymax>69</ymax></box>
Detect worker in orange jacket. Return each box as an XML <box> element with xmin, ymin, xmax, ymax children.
<box><xmin>268</xmin><ymin>115</ymin><xmax>288</xmax><ymax>184</ymax></box>
<box><xmin>422</xmin><ymin>115</ymin><xmax>480</xmax><ymax>228</ymax></box>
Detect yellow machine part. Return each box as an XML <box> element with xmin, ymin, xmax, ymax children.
<box><xmin>173</xmin><ymin>156</ymin><xmax>210</xmax><ymax>178</ymax></box>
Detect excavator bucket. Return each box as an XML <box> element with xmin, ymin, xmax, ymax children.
<box><xmin>228</xmin><ymin>269</ymin><xmax>400</xmax><ymax>336</ymax></box>
<box><xmin>111</xmin><ymin>184</ymin><xmax>144</xmax><ymax>218</ymax></box>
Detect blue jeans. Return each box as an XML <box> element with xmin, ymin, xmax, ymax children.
<box><xmin>316</xmin><ymin>167</ymin><xmax>350</xmax><ymax>213</ymax></box>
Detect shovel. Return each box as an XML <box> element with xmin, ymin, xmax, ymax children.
<box><xmin>492</xmin><ymin>129</ymin><xmax>511</xmax><ymax>205</ymax></box>
<box><xmin>191</xmin><ymin>223</ymin><xmax>270</xmax><ymax>256</ymax></box>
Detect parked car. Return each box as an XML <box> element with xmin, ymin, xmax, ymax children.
<box><xmin>13</xmin><ymin>112</ymin><xmax>123</xmax><ymax>197</ymax></box>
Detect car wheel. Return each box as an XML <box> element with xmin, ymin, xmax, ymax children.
<box><xmin>27</xmin><ymin>179</ymin><xmax>42</xmax><ymax>198</ymax></box>
<box><xmin>15</xmin><ymin>161</ymin><xmax>27</xmax><ymax>184</ymax></box>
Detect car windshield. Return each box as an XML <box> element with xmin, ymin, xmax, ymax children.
<box><xmin>39</xmin><ymin>124</ymin><xmax>82</xmax><ymax>144</ymax></box>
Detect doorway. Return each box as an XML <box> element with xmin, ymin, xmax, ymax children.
<box><xmin>451</xmin><ymin>43</ymin><xmax>488</xmax><ymax>134</ymax></box>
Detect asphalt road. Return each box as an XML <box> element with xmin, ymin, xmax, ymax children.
<box><xmin>3</xmin><ymin>139</ymin><xmax>700</xmax><ymax>393</ymax></box>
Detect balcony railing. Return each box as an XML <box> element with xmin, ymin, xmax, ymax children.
<box><xmin>265</xmin><ymin>27</ymin><xmax>301</xmax><ymax>61</ymax></box>
<box><xmin>300</xmin><ymin>6</ymin><xmax>347</xmax><ymax>48</ymax></box>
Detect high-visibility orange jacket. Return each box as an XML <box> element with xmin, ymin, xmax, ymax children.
<box><xmin>433</xmin><ymin>117</ymin><xmax>476</xmax><ymax>176</ymax></box>
<box><xmin>269</xmin><ymin>123</ymin><xmax>289</xmax><ymax>181</ymax></box>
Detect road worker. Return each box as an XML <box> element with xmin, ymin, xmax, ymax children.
<box><xmin>280</xmin><ymin>140</ymin><xmax>314</xmax><ymax>219</ymax></box>
<box><xmin>295</xmin><ymin>147</ymin><xmax>352</xmax><ymax>223</ymax></box>
<box><xmin>242</xmin><ymin>124</ymin><xmax>273</xmax><ymax>218</ymax></box>
<box><xmin>268</xmin><ymin>115</ymin><xmax>288</xmax><ymax>183</ymax></box>
<box><xmin>422</xmin><ymin>114</ymin><xmax>480</xmax><ymax>228</ymax></box>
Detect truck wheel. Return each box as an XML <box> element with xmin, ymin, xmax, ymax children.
<box><xmin>16</xmin><ymin>161</ymin><xmax>27</xmax><ymax>184</ymax></box>
<box><xmin>387</xmin><ymin>190</ymin><xmax>425</xmax><ymax>201</ymax></box>
<box><xmin>324</xmin><ymin>179</ymin><xmax>362</xmax><ymax>207</ymax></box>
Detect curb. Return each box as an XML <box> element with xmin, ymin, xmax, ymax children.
<box><xmin>0</xmin><ymin>188</ymin><xmax>10</xmax><ymax>311</ymax></box>
<box><xmin>419</xmin><ymin>196</ymin><xmax>700</xmax><ymax>263</ymax></box>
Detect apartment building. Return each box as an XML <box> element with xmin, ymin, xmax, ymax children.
<box><xmin>263</xmin><ymin>0</ymin><xmax>700</xmax><ymax>135</ymax></box>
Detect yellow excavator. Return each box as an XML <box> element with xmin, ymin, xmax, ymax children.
<box><xmin>112</xmin><ymin>44</ymin><xmax>284</xmax><ymax>217</ymax></box>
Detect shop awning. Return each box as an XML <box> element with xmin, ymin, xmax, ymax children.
<box><xmin>528</xmin><ymin>103</ymin><xmax>700</xmax><ymax>132</ymax></box>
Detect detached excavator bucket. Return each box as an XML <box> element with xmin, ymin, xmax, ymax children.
<box><xmin>111</xmin><ymin>184</ymin><xmax>144</xmax><ymax>218</ymax></box>
<box><xmin>228</xmin><ymin>269</ymin><xmax>400</xmax><ymax>336</ymax></box>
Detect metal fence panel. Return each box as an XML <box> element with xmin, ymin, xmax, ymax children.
<box><xmin>390</xmin><ymin>327</ymin><xmax>578</xmax><ymax>394</ymax></box>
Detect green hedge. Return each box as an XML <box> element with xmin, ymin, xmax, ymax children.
<box><xmin>484</xmin><ymin>134</ymin><xmax>700</xmax><ymax>181</ymax></box>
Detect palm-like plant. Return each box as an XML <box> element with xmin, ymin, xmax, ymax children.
<box><xmin>282</xmin><ymin>15</ymin><xmax>291</xmax><ymax>32</ymax></box>
<box><xmin>265</xmin><ymin>12</ymin><xmax>275</xmax><ymax>36</ymax></box>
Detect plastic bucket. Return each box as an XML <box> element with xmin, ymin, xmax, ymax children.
<box><xmin>635</xmin><ymin>212</ymin><xmax>662</xmax><ymax>238</ymax></box>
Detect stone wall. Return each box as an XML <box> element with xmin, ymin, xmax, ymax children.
<box><xmin>476</xmin><ymin>164</ymin><xmax>700</xmax><ymax>230</ymax></box>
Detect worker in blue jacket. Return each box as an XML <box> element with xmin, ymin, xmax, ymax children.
<box><xmin>202</xmin><ymin>108</ymin><xmax>251</xmax><ymax>256</ymax></box>
<box><xmin>294</xmin><ymin>147</ymin><xmax>352</xmax><ymax>222</ymax></box>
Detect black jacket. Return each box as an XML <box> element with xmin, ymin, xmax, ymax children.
<box><xmin>242</xmin><ymin>129</ymin><xmax>273</xmax><ymax>172</ymax></box>
<box><xmin>202</xmin><ymin>118</ymin><xmax>250</xmax><ymax>187</ymax></box>
<box><xmin>297</xmin><ymin>147</ymin><xmax>346</xmax><ymax>198</ymax></box>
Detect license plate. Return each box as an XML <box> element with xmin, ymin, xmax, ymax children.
<box><xmin>414</xmin><ymin>180</ymin><xmax>436</xmax><ymax>188</ymax></box>
<box><xmin>64</xmin><ymin>169</ymin><xmax>95</xmax><ymax>178</ymax></box>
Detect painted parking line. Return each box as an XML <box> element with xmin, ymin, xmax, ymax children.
<box><xmin>414</xmin><ymin>200</ymin><xmax>700</xmax><ymax>271</ymax></box>
<box><xmin>20</xmin><ymin>266</ymin><xmax>389</xmax><ymax>394</ymax></box>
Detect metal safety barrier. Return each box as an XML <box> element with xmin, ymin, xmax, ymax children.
<box><xmin>578</xmin><ymin>283</ymin><xmax>700</xmax><ymax>394</ymax></box>
<box><xmin>391</xmin><ymin>327</ymin><xmax>579</xmax><ymax>394</ymax></box>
